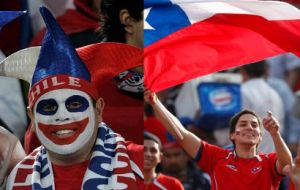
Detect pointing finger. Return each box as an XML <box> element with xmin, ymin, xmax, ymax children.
<box><xmin>267</xmin><ymin>111</ymin><xmax>272</xmax><ymax>117</ymax></box>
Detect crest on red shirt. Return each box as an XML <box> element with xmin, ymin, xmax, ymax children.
<box><xmin>251</xmin><ymin>166</ymin><xmax>262</xmax><ymax>174</ymax></box>
<box><xmin>226</xmin><ymin>163</ymin><xmax>237</xmax><ymax>171</ymax></box>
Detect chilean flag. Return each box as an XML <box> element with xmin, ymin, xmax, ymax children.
<box><xmin>144</xmin><ymin>0</ymin><xmax>300</xmax><ymax>92</ymax></box>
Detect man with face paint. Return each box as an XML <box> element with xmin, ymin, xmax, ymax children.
<box><xmin>5</xmin><ymin>6</ymin><xmax>143</xmax><ymax>190</ymax></box>
<box><xmin>30</xmin><ymin>89</ymin><xmax>99</xmax><ymax>159</ymax></box>
<box><xmin>145</xmin><ymin>89</ymin><xmax>292</xmax><ymax>190</ymax></box>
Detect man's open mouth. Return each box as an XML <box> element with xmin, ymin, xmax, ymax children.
<box><xmin>38</xmin><ymin>118</ymin><xmax>89</xmax><ymax>145</ymax></box>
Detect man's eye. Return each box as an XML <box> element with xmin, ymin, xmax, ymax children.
<box><xmin>67</xmin><ymin>102</ymin><xmax>82</xmax><ymax>109</ymax></box>
<box><xmin>36</xmin><ymin>99</ymin><xmax>58</xmax><ymax>115</ymax></box>
<box><xmin>43</xmin><ymin>105</ymin><xmax>57</xmax><ymax>112</ymax></box>
<box><xmin>252</xmin><ymin>124</ymin><xmax>258</xmax><ymax>128</ymax></box>
<box><xmin>65</xmin><ymin>95</ymin><xmax>89</xmax><ymax>112</ymax></box>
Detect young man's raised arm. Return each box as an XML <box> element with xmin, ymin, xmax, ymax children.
<box><xmin>263</xmin><ymin>111</ymin><xmax>293</xmax><ymax>174</ymax></box>
<box><xmin>144</xmin><ymin>89</ymin><xmax>202</xmax><ymax>158</ymax></box>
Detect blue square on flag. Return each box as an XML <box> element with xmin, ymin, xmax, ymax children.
<box><xmin>196</xmin><ymin>82</ymin><xmax>241</xmax><ymax>131</ymax></box>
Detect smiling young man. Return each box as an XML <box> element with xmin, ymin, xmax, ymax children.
<box><xmin>145</xmin><ymin>89</ymin><xmax>292</xmax><ymax>190</ymax></box>
<box><xmin>5</xmin><ymin>7</ymin><xmax>143</xmax><ymax>190</ymax></box>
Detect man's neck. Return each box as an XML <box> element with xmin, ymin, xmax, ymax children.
<box><xmin>48</xmin><ymin>149</ymin><xmax>93</xmax><ymax>165</ymax></box>
<box><xmin>47</xmin><ymin>134</ymin><xmax>97</xmax><ymax>165</ymax></box>
<box><xmin>144</xmin><ymin>169</ymin><xmax>157</xmax><ymax>184</ymax></box>
<box><xmin>235</xmin><ymin>144</ymin><xmax>257</xmax><ymax>159</ymax></box>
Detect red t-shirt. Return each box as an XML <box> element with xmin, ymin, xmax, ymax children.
<box><xmin>197</xmin><ymin>141</ymin><xmax>283</xmax><ymax>190</ymax></box>
<box><xmin>144</xmin><ymin>173</ymin><xmax>184</xmax><ymax>190</ymax></box>
<box><xmin>52</xmin><ymin>160</ymin><xmax>89</xmax><ymax>190</ymax></box>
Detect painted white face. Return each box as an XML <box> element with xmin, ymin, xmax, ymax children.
<box><xmin>33</xmin><ymin>89</ymin><xmax>95</xmax><ymax>155</ymax></box>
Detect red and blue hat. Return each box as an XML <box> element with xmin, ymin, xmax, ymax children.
<box><xmin>28</xmin><ymin>6</ymin><xmax>99</xmax><ymax>108</ymax></box>
<box><xmin>0</xmin><ymin>7</ymin><xmax>143</xmax><ymax>109</ymax></box>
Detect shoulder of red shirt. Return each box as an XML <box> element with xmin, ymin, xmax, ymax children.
<box><xmin>156</xmin><ymin>173</ymin><xmax>185</xmax><ymax>189</ymax></box>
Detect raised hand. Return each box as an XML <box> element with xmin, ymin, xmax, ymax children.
<box><xmin>144</xmin><ymin>88</ymin><xmax>157</xmax><ymax>105</ymax></box>
<box><xmin>262</xmin><ymin>111</ymin><xmax>280</xmax><ymax>136</ymax></box>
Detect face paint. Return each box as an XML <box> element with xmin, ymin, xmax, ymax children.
<box><xmin>33</xmin><ymin>89</ymin><xmax>96</xmax><ymax>155</ymax></box>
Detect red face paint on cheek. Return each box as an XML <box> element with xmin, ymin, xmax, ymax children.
<box><xmin>235</xmin><ymin>130</ymin><xmax>241</xmax><ymax>135</ymax></box>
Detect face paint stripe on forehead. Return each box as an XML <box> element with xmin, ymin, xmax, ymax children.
<box><xmin>29</xmin><ymin>75</ymin><xmax>98</xmax><ymax>110</ymax></box>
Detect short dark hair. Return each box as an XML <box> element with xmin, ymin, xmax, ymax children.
<box><xmin>241</xmin><ymin>60</ymin><xmax>267</xmax><ymax>78</ymax></box>
<box><xmin>144</xmin><ymin>131</ymin><xmax>162</xmax><ymax>150</ymax></box>
<box><xmin>229</xmin><ymin>109</ymin><xmax>263</xmax><ymax>145</ymax></box>
<box><xmin>100</xmin><ymin>0</ymin><xmax>143</xmax><ymax>42</ymax></box>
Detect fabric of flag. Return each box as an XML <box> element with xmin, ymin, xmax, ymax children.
<box><xmin>144</xmin><ymin>0</ymin><xmax>300</xmax><ymax>92</ymax></box>
<box><xmin>0</xmin><ymin>11</ymin><xmax>26</xmax><ymax>30</ymax></box>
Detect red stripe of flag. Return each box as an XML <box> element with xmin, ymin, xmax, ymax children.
<box><xmin>145</xmin><ymin>13</ymin><xmax>300</xmax><ymax>92</ymax></box>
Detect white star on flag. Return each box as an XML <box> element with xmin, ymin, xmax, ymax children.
<box><xmin>144</xmin><ymin>8</ymin><xmax>154</xmax><ymax>30</ymax></box>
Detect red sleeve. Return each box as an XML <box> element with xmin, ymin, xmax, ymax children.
<box><xmin>197</xmin><ymin>141</ymin><xmax>229</xmax><ymax>173</ymax></box>
<box><xmin>267</xmin><ymin>153</ymin><xmax>284</xmax><ymax>181</ymax></box>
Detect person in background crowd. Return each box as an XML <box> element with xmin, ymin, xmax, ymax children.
<box><xmin>0</xmin><ymin>125</ymin><xmax>26</xmax><ymax>190</ymax></box>
<box><xmin>94</xmin><ymin>0</ymin><xmax>144</xmax><ymax>143</ymax></box>
<box><xmin>161</xmin><ymin>141</ymin><xmax>210</xmax><ymax>190</ymax></box>
<box><xmin>144</xmin><ymin>132</ymin><xmax>184</xmax><ymax>190</ymax></box>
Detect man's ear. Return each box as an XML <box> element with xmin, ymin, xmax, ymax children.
<box><xmin>230</xmin><ymin>133</ymin><xmax>235</xmax><ymax>141</ymax></box>
<box><xmin>119</xmin><ymin>9</ymin><xmax>134</xmax><ymax>34</ymax></box>
<box><xmin>27</xmin><ymin>107</ymin><xmax>36</xmax><ymax>132</ymax></box>
<box><xmin>96</xmin><ymin>98</ymin><xmax>105</xmax><ymax>121</ymax></box>
<box><xmin>258</xmin><ymin>132</ymin><xmax>263</xmax><ymax>144</ymax></box>
<box><xmin>159</xmin><ymin>152</ymin><xmax>163</xmax><ymax>163</ymax></box>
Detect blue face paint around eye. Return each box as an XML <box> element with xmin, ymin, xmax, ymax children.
<box><xmin>36</xmin><ymin>99</ymin><xmax>58</xmax><ymax>115</ymax></box>
<box><xmin>65</xmin><ymin>95</ymin><xmax>89</xmax><ymax>112</ymax></box>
